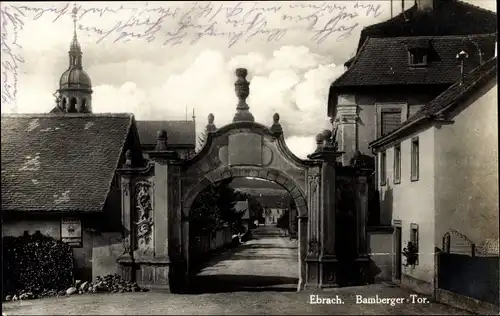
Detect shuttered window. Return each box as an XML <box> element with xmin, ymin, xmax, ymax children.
<box><xmin>380</xmin><ymin>109</ymin><xmax>402</xmax><ymax>136</ymax></box>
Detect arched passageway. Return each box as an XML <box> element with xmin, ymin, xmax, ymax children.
<box><xmin>118</xmin><ymin>68</ymin><xmax>371</xmax><ymax>293</ymax></box>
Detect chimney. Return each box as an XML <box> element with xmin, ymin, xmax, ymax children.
<box><xmin>456</xmin><ymin>50</ymin><xmax>469</xmax><ymax>85</ymax></box>
<box><xmin>416</xmin><ymin>0</ymin><xmax>435</xmax><ymax>11</ymax></box>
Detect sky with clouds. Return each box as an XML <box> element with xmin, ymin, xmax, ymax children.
<box><xmin>1</xmin><ymin>1</ymin><xmax>496</xmax><ymax>158</ymax></box>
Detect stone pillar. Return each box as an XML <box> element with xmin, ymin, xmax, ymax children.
<box><xmin>146</xmin><ymin>129</ymin><xmax>180</xmax><ymax>291</ymax></box>
<box><xmin>117</xmin><ymin>150</ymin><xmax>135</xmax><ymax>281</ymax></box>
<box><xmin>297</xmin><ymin>216</ymin><xmax>308</xmax><ymax>291</ymax></box>
<box><xmin>117</xmin><ymin>174</ymin><xmax>134</xmax><ymax>280</ymax></box>
<box><xmin>336</xmin><ymin>94</ymin><xmax>358</xmax><ymax>166</ymax></box>
<box><xmin>305</xmin><ymin>167</ymin><xmax>321</xmax><ymax>288</ymax></box>
<box><xmin>356</xmin><ymin>175</ymin><xmax>369</xmax><ymax>255</ymax></box>
<box><xmin>355</xmin><ymin>173</ymin><xmax>370</xmax><ymax>282</ymax></box>
<box><xmin>307</xmin><ymin>131</ymin><xmax>343</xmax><ymax>288</ymax></box>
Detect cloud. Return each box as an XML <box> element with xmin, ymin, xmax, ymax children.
<box><xmin>285</xmin><ymin>135</ymin><xmax>318</xmax><ymax>160</ymax></box>
<box><xmin>83</xmin><ymin>45</ymin><xmax>345</xmax><ymax>159</ymax></box>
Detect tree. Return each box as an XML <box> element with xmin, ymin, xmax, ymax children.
<box><xmin>190</xmin><ymin>179</ymin><xmax>244</xmax><ymax>237</ymax></box>
<box><xmin>276</xmin><ymin>209</ymin><xmax>290</xmax><ymax>231</ymax></box>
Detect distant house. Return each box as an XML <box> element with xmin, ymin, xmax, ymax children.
<box><xmin>136</xmin><ymin>120</ymin><xmax>196</xmax><ymax>160</ymax></box>
<box><xmin>1</xmin><ymin>113</ymin><xmax>144</xmax><ymax>281</ymax></box>
<box><xmin>370</xmin><ymin>57</ymin><xmax>498</xmax><ymax>310</ymax></box>
<box><xmin>231</xmin><ymin>177</ymin><xmax>289</xmax><ymax>209</ymax></box>
<box><xmin>235</xmin><ymin>200</ymin><xmax>250</xmax><ymax>231</ymax></box>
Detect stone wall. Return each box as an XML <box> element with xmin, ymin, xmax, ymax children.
<box><xmin>190</xmin><ymin>226</ymin><xmax>233</xmax><ymax>264</ymax></box>
<box><xmin>366</xmin><ymin>227</ymin><xmax>393</xmax><ymax>282</ymax></box>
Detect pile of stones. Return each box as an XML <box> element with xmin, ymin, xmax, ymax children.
<box><xmin>4</xmin><ymin>274</ymin><xmax>148</xmax><ymax>302</ymax></box>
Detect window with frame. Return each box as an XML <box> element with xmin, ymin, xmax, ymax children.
<box><xmin>410</xmin><ymin>223</ymin><xmax>419</xmax><ymax>265</ymax></box>
<box><xmin>380</xmin><ymin>108</ymin><xmax>402</xmax><ymax>136</ymax></box>
<box><xmin>408</xmin><ymin>49</ymin><xmax>428</xmax><ymax>66</ymax></box>
<box><xmin>393</xmin><ymin>144</ymin><xmax>401</xmax><ymax>184</ymax></box>
<box><xmin>411</xmin><ymin>137</ymin><xmax>419</xmax><ymax>181</ymax></box>
<box><xmin>380</xmin><ymin>151</ymin><xmax>387</xmax><ymax>186</ymax></box>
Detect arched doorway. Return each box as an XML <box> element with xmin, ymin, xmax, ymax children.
<box><xmin>181</xmin><ymin>164</ymin><xmax>308</xmax><ymax>293</ymax></box>
<box><xmin>184</xmin><ymin>174</ymin><xmax>302</xmax><ymax>293</ymax></box>
<box><xmin>172</xmin><ymin>118</ymin><xmax>312</xmax><ymax>293</ymax></box>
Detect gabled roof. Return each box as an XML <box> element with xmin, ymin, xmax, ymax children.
<box><xmin>332</xmin><ymin>34</ymin><xmax>496</xmax><ymax>89</ymax></box>
<box><xmin>49</xmin><ymin>106</ymin><xmax>64</xmax><ymax>113</ymax></box>
<box><xmin>370</xmin><ymin>56</ymin><xmax>497</xmax><ymax>149</ymax></box>
<box><xmin>356</xmin><ymin>0</ymin><xmax>497</xmax><ymax>53</ymax></box>
<box><xmin>136</xmin><ymin>120</ymin><xmax>195</xmax><ymax>147</ymax></box>
<box><xmin>1</xmin><ymin>113</ymin><xmax>134</xmax><ymax>212</ymax></box>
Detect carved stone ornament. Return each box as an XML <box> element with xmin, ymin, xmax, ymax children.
<box><xmin>134</xmin><ymin>181</ymin><xmax>154</xmax><ymax>254</ymax></box>
<box><xmin>122</xmin><ymin>182</ymin><xmax>130</xmax><ymax>197</ymax></box>
<box><xmin>308</xmin><ymin>175</ymin><xmax>320</xmax><ymax>194</ymax></box>
<box><xmin>123</xmin><ymin>235</ymin><xmax>131</xmax><ymax>255</ymax></box>
<box><xmin>308</xmin><ymin>238</ymin><xmax>320</xmax><ymax>256</ymax></box>
<box><xmin>327</xmin><ymin>269</ymin><xmax>336</xmax><ymax>282</ymax></box>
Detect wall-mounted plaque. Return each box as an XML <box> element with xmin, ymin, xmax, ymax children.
<box><xmin>61</xmin><ymin>217</ymin><xmax>82</xmax><ymax>247</ymax></box>
<box><xmin>228</xmin><ymin>133</ymin><xmax>262</xmax><ymax>166</ymax></box>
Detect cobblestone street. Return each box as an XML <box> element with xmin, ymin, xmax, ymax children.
<box><xmin>3</xmin><ymin>226</ymin><xmax>471</xmax><ymax>315</ymax></box>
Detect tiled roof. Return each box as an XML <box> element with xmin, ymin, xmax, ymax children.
<box><xmin>49</xmin><ymin>106</ymin><xmax>64</xmax><ymax>113</ymax></box>
<box><xmin>332</xmin><ymin>34</ymin><xmax>496</xmax><ymax>89</ymax></box>
<box><xmin>370</xmin><ymin>56</ymin><xmax>497</xmax><ymax>148</ymax></box>
<box><xmin>356</xmin><ymin>0</ymin><xmax>497</xmax><ymax>53</ymax></box>
<box><xmin>136</xmin><ymin>120</ymin><xmax>195</xmax><ymax>147</ymax></box>
<box><xmin>1</xmin><ymin>114</ymin><xmax>133</xmax><ymax>212</ymax></box>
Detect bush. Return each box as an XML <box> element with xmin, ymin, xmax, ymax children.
<box><xmin>2</xmin><ymin>232</ymin><xmax>74</xmax><ymax>297</ymax></box>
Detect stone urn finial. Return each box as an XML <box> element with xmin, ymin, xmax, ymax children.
<box><xmin>232</xmin><ymin>68</ymin><xmax>255</xmax><ymax>123</ymax></box>
<box><xmin>156</xmin><ymin>129</ymin><xmax>168</xmax><ymax>151</ymax></box>
<box><xmin>270</xmin><ymin>112</ymin><xmax>283</xmax><ymax>134</ymax></box>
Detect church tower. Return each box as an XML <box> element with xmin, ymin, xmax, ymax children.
<box><xmin>52</xmin><ymin>4</ymin><xmax>92</xmax><ymax>113</ymax></box>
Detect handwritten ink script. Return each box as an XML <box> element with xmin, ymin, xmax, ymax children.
<box><xmin>1</xmin><ymin>1</ymin><xmax>383</xmax><ymax>107</ymax></box>
<box><xmin>1</xmin><ymin>5</ymin><xmax>25</xmax><ymax>108</ymax></box>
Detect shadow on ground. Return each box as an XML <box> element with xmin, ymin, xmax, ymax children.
<box><xmin>189</xmin><ymin>226</ymin><xmax>299</xmax><ymax>294</ymax></box>
<box><xmin>189</xmin><ymin>274</ymin><xmax>299</xmax><ymax>293</ymax></box>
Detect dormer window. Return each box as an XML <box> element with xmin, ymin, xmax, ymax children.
<box><xmin>408</xmin><ymin>48</ymin><xmax>428</xmax><ymax>66</ymax></box>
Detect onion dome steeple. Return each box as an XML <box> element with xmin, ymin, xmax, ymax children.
<box><xmin>53</xmin><ymin>3</ymin><xmax>93</xmax><ymax>114</ymax></box>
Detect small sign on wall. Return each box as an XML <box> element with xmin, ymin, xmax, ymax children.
<box><xmin>61</xmin><ymin>217</ymin><xmax>82</xmax><ymax>247</ymax></box>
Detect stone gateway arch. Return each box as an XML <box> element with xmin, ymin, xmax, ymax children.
<box><xmin>117</xmin><ymin>68</ymin><xmax>371</xmax><ymax>293</ymax></box>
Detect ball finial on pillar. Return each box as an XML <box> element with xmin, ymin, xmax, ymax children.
<box><xmin>125</xmin><ymin>149</ymin><xmax>132</xmax><ymax>166</ymax></box>
<box><xmin>270</xmin><ymin>112</ymin><xmax>283</xmax><ymax>134</ymax></box>
<box><xmin>322</xmin><ymin>129</ymin><xmax>333</xmax><ymax>148</ymax></box>
<box><xmin>233</xmin><ymin>68</ymin><xmax>255</xmax><ymax>122</ymax></box>
<box><xmin>315</xmin><ymin>133</ymin><xmax>325</xmax><ymax>152</ymax></box>
<box><xmin>156</xmin><ymin>129</ymin><xmax>168</xmax><ymax>151</ymax></box>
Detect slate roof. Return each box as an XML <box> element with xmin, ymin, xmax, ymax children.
<box><xmin>332</xmin><ymin>34</ymin><xmax>496</xmax><ymax>89</ymax></box>
<box><xmin>136</xmin><ymin>120</ymin><xmax>196</xmax><ymax>147</ymax></box>
<box><xmin>1</xmin><ymin>114</ymin><xmax>134</xmax><ymax>212</ymax></box>
<box><xmin>370</xmin><ymin>56</ymin><xmax>497</xmax><ymax>149</ymax></box>
<box><xmin>356</xmin><ymin>0</ymin><xmax>497</xmax><ymax>53</ymax></box>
